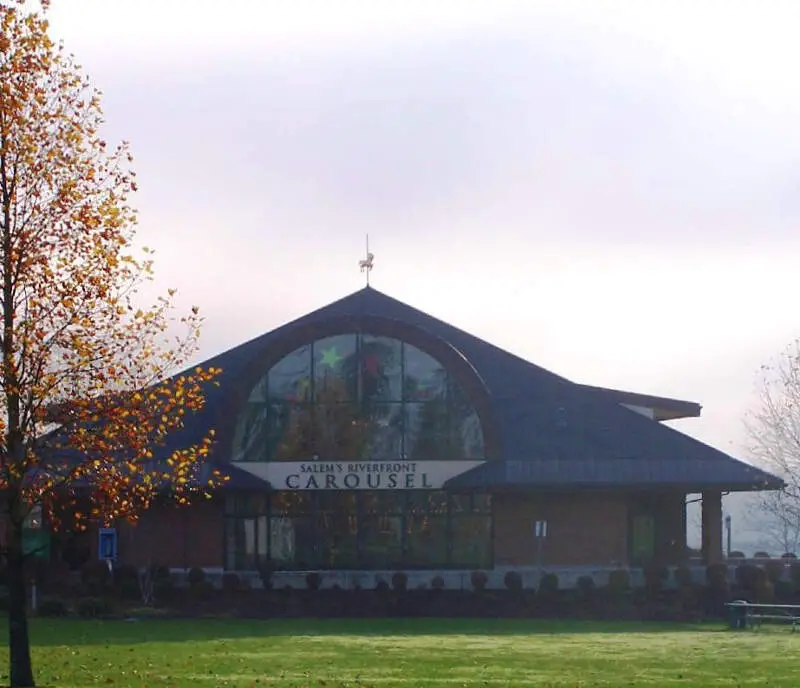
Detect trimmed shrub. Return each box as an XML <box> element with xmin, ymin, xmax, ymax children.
<box><xmin>706</xmin><ymin>563</ymin><xmax>729</xmax><ymax>588</ymax></box>
<box><xmin>113</xmin><ymin>564</ymin><xmax>139</xmax><ymax>588</ymax></box>
<box><xmin>471</xmin><ymin>570</ymin><xmax>488</xmax><ymax>592</ymax></box>
<box><xmin>504</xmin><ymin>571</ymin><xmax>523</xmax><ymax>592</ymax></box>
<box><xmin>782</xmin><ymin>552</ymin><xmax>798</xmax><ymax>559</ymax></box>
<box><xmin>673</xmin><ymin>566</ymin><xmax>693</xmax><ymax>588</ymax></box>
<box><xmin>430</xmin><ymin>575</ymin><xmax>445</xmax><ymax>591</ymax></box>
<box><xmin>187</xmin><ymin>567</ymin><xmax>206</xmax><ymax>586</ymax></box>
<box><xmin>305</xmin><ymin>572</ymin><xmax>321</xmax><ymax>591</ymax></box>
<box><xmin>190</xmin><ymin>580</ymin><xmax>215</xmax><ymax>601</ymax></box>
<box><xmin>754</xmin><ymin>551</ymin><xmax>771</xmax><ymax>559</ymax></box>
<box><xmin>391</xmin><ymin>572</ymin><xmax>408</xmax><ymax>592</ymax></box>
<box><xmin>118</xmin><ymin>578</ymin><xmax>142</xmax><ymax>602</ymax></box>
<box><xmin>153</xmin><ymin>577</ymin><xmax>176</xmax><ymax>606</ymax></box>
<box><xmin>765</xmin><ymin>561</ymin><xmax>786</xmax><ymax>584</ymax></box>
<box><xmin>539</xmin><ymin>573</ymin><xmax>559</xmax><ymax>597</ymax></box>
<box><xmin>775</xmin><ymin>580</ymin><xmax>794</xmax><ymax>602</ymax></box>
<box><xmin>258</xmin><ymin>563</ymin><xmax>274</xmax><ymax>590</ymax></box>
<box><xmin>221</xmin><ymin>572</ymin><xmax>240</xmax><ymax>594</ymax></box>
<box><xmin>80</xmin><ymin>560</ymin><xmax>111</xmax><ymax>596</ymax></box>
<box><xmin>757</xmin><ymin>578</ymin><xmax>775</xmax><ymax>603</ymax></box>
<box><xmin>608</xmin><ymin>569</ymin><xmax>631</xmax><ymax>592</ymax></box>
<box><xmin>727</xmin><ymin>551</ymin><xmax>746</xmax><ymax>559</ymax></box>
<box><xmin>375</xmin><ymin>579</ymin><xmax>390</xmax><ymax>595</ymax></box>
<box><xmin>77</xmin><ymin>597</ymin><xmax>115</xmax><ymax>618</ymax></box>
<box><xmin>37</xmin><ymin>598</ymin><xmax>68</xmax><ymax>617</ymax></box>
<box><xmin>735</xmin><ymin>564</ymin><xmax>761</xmax><ymax>591</ymax></box>
<box><xmin>643</xmin><ymin>564</ymin><xmax>668</xmax><ymax>591</ymax></box>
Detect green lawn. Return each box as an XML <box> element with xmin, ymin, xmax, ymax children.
<box><xmin>0</xmin><ymin>618</ymin><xmax>798</xmax><ymax>687</ymax></box>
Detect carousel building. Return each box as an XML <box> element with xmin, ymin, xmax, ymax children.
<box><xmin>86</xmin><ymin>286</ymin><xmax>781</xmax><ymax>585</ymax></box>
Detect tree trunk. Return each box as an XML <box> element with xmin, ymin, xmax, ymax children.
<box><xmin>7</xmin><ymin>521</ymin><xmax>35</xmax><ymax>688</ymax></box>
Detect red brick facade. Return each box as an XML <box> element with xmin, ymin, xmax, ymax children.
<box><xmin>94</xmin><ymin>489</ymin><xmax>687</xmax><ymax>571</ymax></box>
<box><xmin>114</xmin><ymin>497</ymin><xmax>225</xmax><ymax>570</ymax></box>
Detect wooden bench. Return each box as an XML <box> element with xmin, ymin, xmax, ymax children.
<box><xmin>725</xmin><ymin>601</ymin><xmax>800</xmax><ymax>631</ymax></box>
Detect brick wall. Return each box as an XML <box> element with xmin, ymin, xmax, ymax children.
<box><xmin>493</xmin><ymin>492</ymin><xmax>629</xmax><ymax>567</ymax></box>
<box><xmin>116</xmin><ymin>497</ymin><xmax>225</xmax><ymax>569</ymax></box>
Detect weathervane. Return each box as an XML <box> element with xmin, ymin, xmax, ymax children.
<box><xmin>358</xmin><ymin>234</ymin><xmax>374</xmax><ymax>286</ymax></box>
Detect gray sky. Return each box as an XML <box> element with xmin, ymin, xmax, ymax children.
<box><xmin>47</xmin><ymin>0</ymin><xmax>800</xmax><ymax>497</ymax></box>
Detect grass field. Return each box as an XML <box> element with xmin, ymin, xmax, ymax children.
<box><xmin>0</xmin><ymin>618</ymin><xmax>798</xmax><ymax>687</ymax></box>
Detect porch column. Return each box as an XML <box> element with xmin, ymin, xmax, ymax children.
<box><xmin>701</xmin><ymin>491</ymin><xmax>723</xmax><ymax>565</ymax></box>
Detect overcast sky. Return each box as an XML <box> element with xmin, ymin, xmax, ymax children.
<box><xmin>45</xmin><ymin>1</ymin><xmax>800</xmax><ymax>539</ymax></box>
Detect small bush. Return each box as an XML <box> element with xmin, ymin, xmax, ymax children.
<box><xmin>756</xmin><ymin>579</ymin><xmax>775</xmax><ymax>603</ymax></box>
<box><xmin>153</xmin><ymin>577</ymin><xmax>176</xmax><ymax>605</ymax></box>
<box><xmin>775</xmin><ymin>580</ymin><xmax>794</xmax><ymax>602</ymax></box>
<box><xmin>430</xmin><ymin>575</ymin><xmax>445</xmax><ymax>591</ymax></box>
<box><xmin>190</xmin><ymin>580</ymin><xmax>215</xmax><ymax>601</ymax></box>
<box><xmin>735</xmin><ymin>564</ymin><xmax>761</xmax><ymax>590</ymax></box>
<box><xmin>538</xmin><ymin>573</ymin><xmax>559</xmax><ymax>597</ymax></box>
<box><xmin>187</xmin><ymin>567</ymin><xmax>206</xmax><ymax>586</ymax></box>
<box><xmin>471</xmin><ymin>570</ymin><xmax>488</xmax><ymax>592</ymax></box>
<box><xmin>221</xmin><ymin>572</ymin><xmax>240</xmax><ymax>594</ymax></box>
<box><xmin>782</xmin><ymin>552</ymin><xmax>798</xmax><ymax>559</ymax></box>
<box><xmin>305</xmin><ymin>572</ymin><xmax>321</xmax><ymax>591</ymax></box>
<box><xmin>258</xmin><ymin>563</ymin><xmax>274</xmax><ymax>590</ymax></box>
<box><xmin>608</xmin><ymin>569</ymin><xmax>630</xmax><ymax>592</ymax></box>
<box><xmin>754</xmin><ymin>551</ymin><xmax>771</xmax><ymax>559</ymax></box>
<box><xmin>391</xmin><ymin>572</ymin><xmax>408</xmax><ymax>592</ymax></box>
<box><xmin>576</xmin><ymin>575</ymin><xmax>595</xmax><ymax>596</ymax></box>
<box><xmin>118</xmin><ymin>578</ymin><xmax>142</xmax><ymax>602</ymax></box>
<box><xmin>503</xmin><ymin>571</ymin><xmax>523</xmax><ymax>592</ymax></box>
<box><xmin>765</xmin><ymin>561</ymin><xmax>786</xmax><ymax>585</ymax></box>
<box><xmin>673</xmin><ymin>566</ymin><xmax>693</xmax><ymax>588</ymax></box>
<box><xmin>77</xmin><ymin>597</ymin><xmax>115</xmax><ymax>618</ymax></box>
<box><xmin>728</xmin><ymin>551</ymin><xmax>746</xmax><ymax>559</ymax></box>
<box><xmin>113</xmin><ymin>564</ymin><xmax>139</xmax><ymax>588</ymax></box>
<box><xmin>706</xmin><ymin>563</ymin><xmax>729</xmax><ymax>589</ymax></box>
<box><xmin>37</xmin><ymin>598</ymin><xmax>68</xmax><ymax>617</ymax></box>
<box><xmin>375</xmin><ymin>579</ymin><xmax>390</xmax><ymax>595</ymax></box>
<box><xmin>81</xmin><ymin>560</ymin><xmax>111</xmax><ymax>595</ymax></box>
<box><xmin>643</xmin><ymin>564</ymin><xmax>668</xmax><ymax>591</ymax></box>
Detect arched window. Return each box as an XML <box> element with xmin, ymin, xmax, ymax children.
<box><xmin>231</xmin><ymin>333</ymin><xmax>485</xmax><ymax>463</ymax></box>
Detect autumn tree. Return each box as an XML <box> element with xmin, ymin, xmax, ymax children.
<box><xmin>0</xmin><ymin>3</ymin><xmax>221</xmax><ymax>686</ymax></box>
<box><xmin>745</xmin><ymin>339</ymin><xmax>800</xmax><ymax>555</ymax></box>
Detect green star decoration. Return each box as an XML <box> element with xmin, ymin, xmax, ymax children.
<box><xmin>319</xmin><ymin>346</ymin><xmax>343</xmax><ymax>369</ymax></box>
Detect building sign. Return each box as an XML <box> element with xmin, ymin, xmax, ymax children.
<box><xmin>234</xmin><ymin>460</ymin><xmax>485</xmax><ymax>491</ymax></box>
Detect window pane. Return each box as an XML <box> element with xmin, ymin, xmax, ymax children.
<box><xmin>406</xmin><ymin>515</ymin><xmax>448</xmax><ymax>567</ymax></box>
<box><xmin>404</xmin><ymin>344</ymin><xmax>447</xmax><ymax>401</ymax></box>
<box><xmin>405</xmin><ymin>401</ymin><xmax>452</xmax><ymax>460</ymax></box>
<box><xmin>271</xmin><ymin>491</ymin><xmax>311</xmax><ymax>515</ymax></box>
<box><xmin>269</xmin><ymin>345</ymin><xmax>312</xmax><ymax>402</ymax></box>
<box><xmin>232</xmin><ymin>401</ymin><xmax>270</xmax><ymax>462</ymax></box>
<box><xmin>361</xmin><ymin>336</ymin><xmax>402</xmax><ymax>402</ymax></box>
<box><xmin>451</xmin><ymin>515</ymin><xmax>492</xmax><ymax>568</ymax></box>
<box><xmin>271</xmin><ymin>403</ymin><xmax>315</xmax><ymax>460</ymax></box>
<box><xmin>362</xmin><ymin>403</ymin><xmax>404</xmax><ymax>460</ymax></box>
<box><xmin>316</xmin><ymin>403</ymin><xmax>364</xmax><ymax>460</ymax></box>
<box><xmin>316</xmin><ymin>509</ymin><xmax>359</xmax><ymax>569</ymax></box>
<box><xmin>360</xmin><ymin>515</ymin><xmax>404</xmax><ymax>568</ymax></box>
<box><xmin>269</xmin><ymin>515</ymin><xmax>315</xmax><ymax>570</ymax></box>
<box><xmin>450</xmin><ymin>383</ymin><xmax>485</xmax><ymax>459</ymax></box>
<box><xmin>314</xmin><ymin>335</ymin><xmax>358</xmax><ymax>402</ymax></box>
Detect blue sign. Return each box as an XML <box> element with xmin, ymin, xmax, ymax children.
<box><xmin>98</xmin><ymin>528</ymin><xmax>117</xmax><ymax>561</ymax></box>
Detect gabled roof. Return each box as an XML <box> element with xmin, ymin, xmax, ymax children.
<box><xmin>180</xmin><ymin>286</ymin><xmax>781</xmax><ymax>493</ymax></box>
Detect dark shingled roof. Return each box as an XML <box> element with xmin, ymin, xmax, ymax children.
<box><xmin>175</xmin><ymin>287</ymin><xmax>781</xmax><ymax>493</ymax></box>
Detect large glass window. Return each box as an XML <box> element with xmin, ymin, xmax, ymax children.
<box><xmin>232</xmin><ymin>334</ymin><xmax>485</xmax><ymax>462</ymax></box>
<box><xmin>223</xmin><ymin>491</ymin><xmax>493</xmax><ymax>571</ymax></box>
